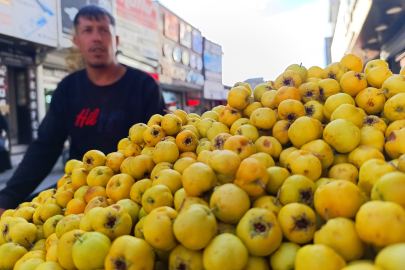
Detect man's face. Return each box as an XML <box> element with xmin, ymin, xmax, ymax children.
<box><xmin>73</xmin><ymin>15</ymin><xmax>118</xmax><ymax>68</ymax></box>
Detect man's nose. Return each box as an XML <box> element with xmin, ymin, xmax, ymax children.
<box><xmin>91</xmin><ymin>29</ymin><xmax>102</xmax><ymax>41</ymax></box>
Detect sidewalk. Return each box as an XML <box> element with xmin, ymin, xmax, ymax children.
<box><xmin>0</xmin><ymin>154</ymin><xmax>66</xmax><ymax>194</ymax></box>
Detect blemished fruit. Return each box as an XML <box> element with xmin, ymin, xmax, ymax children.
<box><xmin>5</xmin><ymin>54</ymin><xmax>405</xmax><ymax>270</ymax></box>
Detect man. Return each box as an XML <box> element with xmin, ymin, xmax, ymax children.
<box><xmin>0</xmin><ymin>6</ymin><xmax>166</xmax><ymax>214</ymax></box>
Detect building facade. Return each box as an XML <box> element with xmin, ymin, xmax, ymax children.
<box><xmin>331</xmin><ymin>0</ymin><xmax>405</xmax><ymax>72</ymax></box>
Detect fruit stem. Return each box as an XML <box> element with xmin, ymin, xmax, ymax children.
<box><xmin>257</xmin><ymin>180</ymin><xmax>265</xmax><ymax>190</ymax></box>
<box><xmin>377</xmin><ymin>89</ymin><xmax>388</xmax><ymax>95</ymax></box>
<box><xmin>25</xmin><ymin>238</ymin><xmax>34</xmax><ymax>248</ymax></box>
<box><xmin>274</xmin><ymin>188</ymin><xmax>281</xmax><ymax>205</ymax></box>
<box><xmin>300</xmin><ymin>62</ymin><xmax>302</xmax><ymax>67</ymax></box>
<box><xmin>178</xmin><ymin>198</ymin><xmax>186</xmax><ymax>212</ymax></box>
<box><xmin>325</xmin><ymin>208</ymin><xmax>330</xmax><ymax>222</ymax></box>
<box><xmin>310</xmin><ymin>152</ymin><xmax>325</xmax><ymax>158</ymax></box>
<box><xmin>210</xmin><ymin>206</ymin><xmax>218</xmax><ymax>212</ymax></box>
<box><xmin>163</xmin><ymin>109</ymin><xmax>172</xmax><ymax>114</ymax></box>
<box><xmin>74</xmin><ymin>234</ymin><xmax>84</xmax><ymax>243</ymax></box>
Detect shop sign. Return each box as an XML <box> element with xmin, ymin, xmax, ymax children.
<box><xmin>203</xmin><ymin>39</ymin><xmax>225</xmax><ymax>100</ymax></box>
<box><xmin>60</xmin><ymin>0</ymin><xmax>113</xmax><ymax>36</ymax></box>
<box><xmin>164</xmin><ymin>12</ymin><xmax>179</xmax><ymax>42</ymax></box>
<box><xmin>0</xmin><ymin>65</ymin><xmax>8</xmax><ymax>111</ymax></box>
<box><xmin>160</xmin><ymin>58</ymin><xmax>204</xmax><ymax>87</ymax></box>
<box><xmin>192</xmin><ymin>29</ymin><xmax>203</xmax><ymax>54</ymax></box>
<box><xmin>116</xmin><ymin>0</ymin><xmax>160</xmax><ymax>60</ymax></box>
<box><xmin>179</xmin><ymin>21</ymin><xmax>192</xmax><ymax>48</ymax></box>
<box><xmin>0</xmin><ymin>0</ymin><xmax>57</xmax><ymax>47</ymax></box>
<box><xmin>28</xmin><ymin>67</ymin><xmax>39</xmax><ymax>140</ymax></box>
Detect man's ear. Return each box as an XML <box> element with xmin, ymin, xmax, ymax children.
<box><xmin>73</xmin><ymin>34</ymin><xmax>80</xmax><ymax>50</ymax></box>
<box><xmin>116</xmin><ymin>35</ymin><xmax>119</xmax><ymax>47</ymax></box>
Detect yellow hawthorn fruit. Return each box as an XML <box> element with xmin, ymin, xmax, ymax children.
<box><xmin>201</xmin><ymin>111</ymin><xmax>219</xmax><ymax>122</ymax></box>
<box><xmin>152</xmin><ymin>141</ymin><xmax>179</xmax><ymax>164</ymax></box>
<box><xmin>168</xmin><ymin>245</ymin><xmax>204</xmax><ymax>270</ymax></box>
<box><xmin>298</xmin><ymin>82</ymin><xmax>320</xmax><ymax>103</ymax></box>
<box><xmin>234</xmin><ymin>81</ymin><xmax>252</xmax><ymax>94</ymax></box>
<box><xmin>328</xmin><ymin>163</ymin><xmax>358</xmax><ymax>184</ymax></box>
<box><xmin>206</xmin><ymin>122</ymin><xmax>230</xmax><ymax>141</ymax></box>
<box><xmin>227</xmin><ymin>86</ymin><xmax>251</xmax><ymax>110</ymax></box>
<box><xmin>385</xmin><ymin>119</ymin><xmax>405</xmax><ymax>138</ymax></box>
<box><xmin>130</xmin><ymin>179</ymin><xmax>152</xmax><ymax>205</ymax></box>
<box><xmin>279</xmin><ymin>175</ymin><xmax>316</xmax><ymax>206</ymax></box>
<box><xmin>348</xmin><ymin>145</ymin><xmax>385</xmax><ymax>169</ymax></box>
<box><xmin>265</xmin><ymin>166</ymin><xmax>291</xmax><ymax>195</ymax></box>
<box><xmin>197</xmin><ymin>118</ymin><xmax>215</xmax><ymax>138</ymax></box>
<box><xmin>124</xmin><ymin>143</ymin><xmax>142</xmax><ymax>158</ymax></box>
<box><xmin>314</xmin><ymin>217</ymin><xmax>365</xmax><ymax>261</ymax></box>
<box><xmin>117</xmin><ymin>138</ymin><xmax>132</xmax><ymax>151</ymax></box>
<box><xmin>84</xmin><ymin>186</ymin><xmax>107</xmax><ymax>203</ymax></box>
<box><xmin>341</xmin><ymin>54</ymin><xmax>363</xmax><ymax>72</ymax></box>
<box><xmin>203</xmin><ymin>233</ymin><xmax>248</xmax><ymax>270</ymax></box>
<box><xmin>173</xmin><ymin>157</ymin><xmax>197</xmax><ymax>175</ymax></box>
<box><xmin>274</xmin><ymin>86</ymin><xmax>301</xmax><ymax>107</ymax></box>
<box><xmin>323</xmin><ymin>119</ymin><xmax>361</xmax><ymax>153</ymax></box>
<box><xmin>286</xmin><ymin>63</ymin><xmax>308</xmax><ymax>83</ymax></box>
<box><xmin>210</xmin><ymin>183</ymin><xmax>250</xmax><ymax>224</ymax></box>
<box><xmin>230</xmin><ymin>118</ymin><xmax>250</xmax><ymax>135</ymax></box>
<box><xmin>331</xmin><ymin>104</ymin><xmax>364</xmax><ymax>128</ymax></box>
<box><xmin>86</xmin><ymin>166</ymin><xmax>114</xmax><ymax>187</ymax></box>
<box><xmin>371</xmin><ymin>171</ymin><xmax>405</xmax><ymax>208</ymax></box>
<box><xmin>270</xmin><ymin>242</ymin><xmax>301</xmax><ymax>270</ymax></box>
<box><xmin>161</xmin><ymin>113</ymin><xmax>182</xmax><ymax>135</ymax></box>
<box><xmin>277</xmin><ymin>203</ymin><xmax>316</xmax><ymax>244</ymax></box>
<box><xmin>315</xmin><ymin>180</ymin><xmax>364</xmax><ymax>220</ymax></box>
<box><xmin>244</xmin><ymin>102</ymin><xmax>263</xmax><ymax>118</ymax></box>
<box><xmin>153</xmin><ymin>169</ymin><xmax>182</xmax><ymax>195</ymax></box>
<box><xmin>82</xmin><ymin>150</ymin><xmax>106</xmax><ymax>172</ymax></box>
<box><xmin>254</xmin><ymin>136</ymin><xmax>282</xmax><ymax>160</ymax></box>
<box><xmin>301</xmin><ymin>139</ymin><xmax>334</xmax><ymax>169</ymax></box>
<box><xmin>224</xmin><ymin>135</ymin><xmax>257</xmax><ymax>160</ymax></box>
<box><xmin>250</xmin><ymin>107</ymin><xmax>277</xmax><ymax>130</ymax></box>
<box><xmin>91</xmin><ymin>204</ymin><xmax>132</xmax><ymax>241</ymax></box>
<box><xmin>275</xmin><ymin>70</ymin><xmax>302</xmax><ymax>90</ymax></box>
<box><xmin>322</xmin><ymin>62</ymin><xmax>347</xmax><ymax>82</ymax></box>
<box><xmin>358</xmin><ymin>159</ymin><xmax>397</xmax><ymax>194</ymax></box>
<box><xmin>186</xmin><ymin>118</ymin><xmax>201</xmax><ymax>129</ymax></box>
<box><xmin>210</xmin><ymin>133</ymin><xmax>232</xmax><ymax>151</ymax></box>
<box><xmin>234</xmin><ymin>158</ymin><xmax>269</xmax><ymax>196</ymax></box>
<box><xmin>249</xmin><ymin>152</ymin><xmax>275</xmax><ymax>168</ymax></box>
<box><xmin>143</xmin><ymin>206</ymin><xmax>178</xmax><ymax>250</ymax></box>
<box><xmin>381</xmin><ymin>74</ymin><xmax>405</xmax><ymax>99</ymax></box>
<box><xmin>180</xmin><ymin>124</ymin><xmax>200</xmax><ymax>139</ymax></box>
<box><xmin>235</xmin><ymin>124</ymin><xmax>260</xmax><ymax>142</ymax></box>
<box><xmin>173</xmin><ymin>204</ymin><xmax>217</xmax><ymax>250</ymax></box>
<box><xmin>375</xmin><ymin>243</ymin><xmax>405</xmax><ymax>270</ymax></box>
<box><xmin>295</xmin><ymin>244</ymin><xmax>346</xmax><ymax>270</ymax></box>
<box><xmin>288</xmin><ymin>116</ymin><xmax>323</xmax><ymax>148</ymax></box>
<box><xmin>285</xmin><ymin>151</ymin><xmax>322</xmax><ymax>181</ymax></box>
<box><xmin>65</xmin><ymin>159</ymin><xmax>81</xmax><ymax>175</ymax></box>
<box><xmin>208</xmin><ymin>149</ymin><xmax>241</xmax><ymax>175</ymax></box>
<box><xmin>308</xmin><ymin>66</ymin><xmax>324</xmax><ymax>78</ymax></box>
<box><xmin>105</xmin><ymin>152</ymin><xmax>125</xmax><ymax>174</ymax></box>
<box><xmin>355</xmin><ymin>201</ymin><xmax>405</xmax><ymax>246</ymax></box>
<box><xmin>363</xmin><ymin>115</ymin><xmax>387</xmax><ymax>133</ymax></box>
<box><xmin>384</xmin><ymin>93</ymin><xmax>405</xmax><ymax>122</ymax></box>
<box><xmin>128</xmin><ymin>154</ymin><xmax>155</xmax><ymax>180</ymax></box>
<box><xmin>147</xmin><ymin>114</ymin><xmax>163</xmax><ymax>126</ymax></box>
<box><xmin>143</xmin><ymin>125</ymin><xmax>166</xmax><ymax>147</ymax></box>
<box><xmin>367</xmin><ymin>66</ymin><xmax>393</xmax><ymax>88</ymax></box>
<box><xmin>236</xmin><ymin>208</ymin><xmax>282</xmax><ymax>256</ymax></box>
<box><xmin>104</xmin><ymin>235</ymin><xmax>154</xmax><ymax>270</ymax></box>
<box><xmin>340</xmin><ymin>71</ymin><xmax>367</xmax><ymax>96</ymax></box>
<box><xmin>364</xmin><ymin>59</ymin><xmax>388</xmax><ymax>74</ymax></box>
<box><xmin>356</xmin><ymin>87</ymin><xmax>386</xmax><ymax>115</ymax></box>
<box><xmin>318</xmin><ymin>78</ymin><xmax>340</xmax><ymax>101</ymax></box>
<box><xmin>323</xmin><ymin>93</ymin><xmax>355</xmax><ymax>119</ymax></box>
<box><xmin>106</xmin><ymin>174</ymin><xmax>135</xmax><ymax>202</ymax></box>
<box><xmin>359</xmin><ymin>126</ymin><xmax>385</xmax><ymax>152</ymax></box>
<box><xmin>128</xmin><ymin>123</ymin><xmax>148</xmax><ymax>144</ymax></box>
<box><xmin>182</xmin><ymin>162</ymin><xmax>216</xmax><ymax>197</ymax></box>
<box><xmin>272</xmin><ymin>120</ymin><xmax>291</xmax><ymax>145</ymax></box>
<box><xmin>253</xmin><ymin>83</ymin><xmax>273</xmax><ymax>102</ymax></box>
<box><xmin>261</xmin><ymin>90</ymin><xmax>277</xmax><ymax>109</ymax></box>
<box><xmin>142</xmin><ymin>184</ymin><xmax>173</xmax><ymax>213</ymax></box>
<box><xmin>278</xmin><ymin>99</ymin><xmax>306</xmax><ymax>123</ymax></box>
<box><xmin>173</xmin><ymin>109</ymin><xmax>188</xmax><ymax>125</ymax></box>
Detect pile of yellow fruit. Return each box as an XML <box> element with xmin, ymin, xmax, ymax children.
<box><xmin>1</xmin><ymin>54</ymin><xmax>405</xmax><ymax>270</ymax></box>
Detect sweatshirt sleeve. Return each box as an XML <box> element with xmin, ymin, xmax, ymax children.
<box><xmin>142</xmin><ymin>76</ymin><xmax>167</xmax><ymax>121</ymax></box>
<box><xmin>0</xmin><ymin>83</ymin><xmax>69</xmax><ymax>209</ymax></box>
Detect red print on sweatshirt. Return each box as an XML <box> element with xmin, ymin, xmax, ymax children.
<box><xmin>75</xmin><ymin>108</ymin><xmax>100</xmax><ymax>127</ymax></box>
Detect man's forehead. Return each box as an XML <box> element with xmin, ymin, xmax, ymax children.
<box><xmin>77</xmin><ymin>15</ymin><xmax>111</xmax><ymax>27</ymax></box>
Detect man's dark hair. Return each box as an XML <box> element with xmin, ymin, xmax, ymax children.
<box><xmin>73</xmin><ymin>5</ymin><xmax>115</xmax><ymax>31</ymax></box>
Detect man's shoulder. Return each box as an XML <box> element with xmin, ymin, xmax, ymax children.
<box><xmin>57</xmin><ymin>69</ymin><xmax>86</xmax><ymax>89</ymax></box>
<box><xmin>125</xmin><ymin>67</ymin><xmax>158</xmax><ymax>86</ymax></box>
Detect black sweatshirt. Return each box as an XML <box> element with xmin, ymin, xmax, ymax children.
<box><xmin>0</xmin><ymin>67</ymin><xmax>166</xmax><ymax>209</ymax></box>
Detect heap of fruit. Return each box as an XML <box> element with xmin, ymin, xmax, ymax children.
<box><xmin>1</xmin><ymin>55</ymin><xmax>405</xmax><ymax>270</ymax></box>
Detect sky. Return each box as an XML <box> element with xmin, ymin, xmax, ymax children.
<box><xmin>158</xmin><ymin>0</ymin><xmax>332</xmax><ymax>86</ymax></box>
